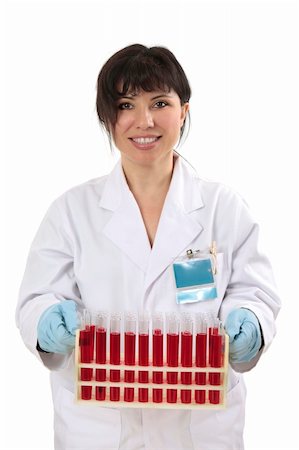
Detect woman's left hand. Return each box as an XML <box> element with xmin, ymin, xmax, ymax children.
<box><xmin>225</xmin><ymin>308</ymin><xmax>262</xmax><ymax>363</ymax></box>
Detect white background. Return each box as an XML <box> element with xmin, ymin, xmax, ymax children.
<box><xmin>3</xmin><ymin>0</ymin><xmax>299</xmax><ymax>449</ymax></box>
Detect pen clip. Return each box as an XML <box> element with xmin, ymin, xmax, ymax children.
<box><xmin>209</xmin><ymin>241</ymin><xmax>217</xmax><ymax>275</ymax></box>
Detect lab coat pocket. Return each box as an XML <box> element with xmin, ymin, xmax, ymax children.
<box><xmin>54</xmin><ymin>385</ymin><xmax>121</xmax><ymax>450</ymax></box>
<box><xmin>189</xmin><ymin>376</ymin><xmax>246</xmax><ymax>450</ymax></box>
<box><xmin>214</xmin><ymin>252</ymin><xmax>229</xmax><ymax>303</ymax></box>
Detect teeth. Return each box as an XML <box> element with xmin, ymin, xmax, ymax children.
<box><xmin>132</xmin><ymin>137</ymin><xmax>158</xmax><ymax>144</ymax></box>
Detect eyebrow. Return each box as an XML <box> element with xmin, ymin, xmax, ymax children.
<box><xmin>151</xmin><ymin>94</ymin><xmax>174</xmax><ymax>100</ymax></box>
<box><xmin>119</xmin><ymin>93</ymin><xmax>174</xmax><ymax>100</ymax></box>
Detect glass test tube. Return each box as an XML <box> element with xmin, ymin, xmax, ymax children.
<box><xmin>195</xmin><ymin>313</ymin><xmax>207</xmax><ymax>404</ymax></box>
<box><xmin>138</xmin><ymin>312</ymin><xmax>150</xmax><ymax>402</ymax></box>
<box><xmin>180</xmin><ymin>314</ymin><xmax>193</xmax><ymax>404</ymax></box>
<box><xmin>166</xmin><ymin>313</ymin><xmax>179</xmax><ymax>403</ymax></box>
<box><xmin>109</xmin><ymin>313</ymin><xmax>121</xmax><ymax>401</ymax></box>
<box><xmin>209</xmin><ymin>319</ymin><xmax>223</xmax><ymax>404</ymax></box>
<box><xmin>152</xmin><ymin>312</ymin><xmax>164</xmax><ymax>403</ymax></box>
<box><xmin>90</xmin><ymin>315</ymin><xmax>96</xmax><ymax>361</ymax></box>
<box><xmin>95</xmin><ymin>312</ymin><xmax>107</xmax><ymax>401</ymax></box>
<box><xmin>85</xmin><ymin>309</ymin><xmax>96</xmax><ymax>358</ymax></box>
<box><xmin>124</xmin><ymin>312</ymin><xmax>136</xmax><ymax>402</ymax></box>
<box><xmin>79</xmin><ymin>309</ymin><xmax>93</xmax><ymax>400</ymax></box>
<box><xmin>207</xmin><ymin>312</ymin><xmax>218</xmax><ymax>365</ymax></box>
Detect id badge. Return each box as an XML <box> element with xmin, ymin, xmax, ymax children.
<box><xmin>173</xmin><ymin>245</ymin><xmax>218</xmax><ymax>305</ymax></box>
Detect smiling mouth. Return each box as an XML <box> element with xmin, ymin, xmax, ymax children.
<box><xmin>130</xmin><ymin>136</ymin><xmax>161</xmax><ymax>144</ymax></box>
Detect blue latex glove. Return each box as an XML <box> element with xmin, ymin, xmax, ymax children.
<box><xmin>37</xmin><ymin>300</ymin><xmax>79</xmax><ymax>354</ymax></box>
<box><xmin>225</xmin><ymin>308</ymin><xmax>262</xmax><ymax>363</ymax></box>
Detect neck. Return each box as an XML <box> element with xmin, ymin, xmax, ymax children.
<box><xmin>121</xmin><ymin>152</ymin><xmax>176</xmax><ymax>198</ymax></box>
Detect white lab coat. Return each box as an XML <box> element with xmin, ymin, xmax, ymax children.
<box><xmin>16</xmin><ymin>155</ymin><xmax>280</xmax><ymax>450</ymax></box>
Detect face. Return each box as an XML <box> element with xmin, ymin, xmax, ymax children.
<box><xmin>112</xmin><ymin>89</ymin><xmax>189</xmax><ymax>167</ymax></box>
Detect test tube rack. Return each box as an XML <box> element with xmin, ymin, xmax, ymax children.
<box><xmin>74</xmin><ymin>314</ymin><xmax>229</xmax><ymax>409</ymax></box>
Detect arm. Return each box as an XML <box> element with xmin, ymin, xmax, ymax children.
<box><xmin>16</xmin><ymin>197</ymin><xmax>82</xmax><ymax>370</ymax></box>
<box><xmin>219</xmin><ymin>196</ymin><xmax>281</xmax><ymax>372</ymax></box>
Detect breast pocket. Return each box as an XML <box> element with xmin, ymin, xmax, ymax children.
<box><xmin>178</xmin><ymin>253</ymin><xmax>229</xmax><ymax>316</ymax></box>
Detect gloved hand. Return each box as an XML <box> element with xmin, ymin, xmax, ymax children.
<box><xmin>37</xmin><ymin>300</ymin><xmax>79</xmax><ymax>354</ymax></box>
<box><xmin>225</xmin><ymin>308</ymin><xmax>262</xmax><ymax>363</ymax></box>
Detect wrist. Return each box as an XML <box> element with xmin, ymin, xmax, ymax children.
<box><xmin>36</xmin><ymin>341</ymin><xmax>50</xmax><ymax>353</ymax></box>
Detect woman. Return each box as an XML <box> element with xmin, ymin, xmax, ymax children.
<box><xmin>16</xmin><ymin>44</ymin><xmax>281</xmax><ymax>450</ymax></box>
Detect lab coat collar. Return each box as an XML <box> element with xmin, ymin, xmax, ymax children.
<box><xmin>99</xmin><ymin>155</ymin><xmax>204</xmax><ymax>289</ymax></box>
<box><xmin>99</xmin><ymin>155</ymin><xmax>203</xmax><ymax>213</ymax></box>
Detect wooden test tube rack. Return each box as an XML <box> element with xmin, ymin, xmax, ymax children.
<box><xmin>75</xmin><ymin>330</ymin><xmax>229</xmax><ymax>409</ymax></box>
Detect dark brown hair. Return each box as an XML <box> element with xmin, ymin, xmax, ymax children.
<box><xmin>96</xmin><ymin>44</ymin><xmax>191</xmax><ymax>144</ymax></box>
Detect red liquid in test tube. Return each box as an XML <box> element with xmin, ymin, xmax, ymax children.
<box><xmin>207</xmin><ymin>312</ymin><xmax>219</xmax><ymax>365</ymax></box>
<box><xmin>124</xmin><ymin>313</ymin><xmax>136</xmax><ymax>402</ymax></box>
<box><xmin>79</xmin><ymin>328</ymin><xmax>92</xmax><ymax>400</ymax></box>
<box><xmin>89</xmin><ymin>325</ymin><xmax>95</xmax><ymax>359</ymax></box>
<box><xmin>195</xmin><ymin>314</ymin><xmax>207</xmax><ymax>404</ymax></box>
<box><xmin>138</xmin><ymin>313</ymin><xmax>150</xmax><ymax>402</ymax></box>
<box><xmin>209</xmin><ymin>321</ymin><xmax>223</xmax><ymax>404</ymax></box>
<box><xmin>166</xmin><ymin>313</ymin><xmax>179</xmax><ymax>403</ymax></box>
<box><xmin>95</xmin><ymin>312</ymin><xmax>107</xmax><ymax>401</ymax></box>
<box><xmin>152</xmin><ymin>313</ymin><xmax>164</xmax><ymax>403</ymax></box>
<box><xmin>180</xmin><ymin>315</ymin><xmax>193</xmax><ymax>404</ymax></box>
<box><xmin>84</xmin><ymin>310</ymin><xmax>96</xmax><ymax>360</ymax></box>
<box><xmin>79</xmin><ymin>310</ymin><xmax>94</xmax><ymax>400</ymax></box>
<box><xmin>109</xmin><ymin>314</ymin><xmax>121</xmax><ymax>401</ymax></box>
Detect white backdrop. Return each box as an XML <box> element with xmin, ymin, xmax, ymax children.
<box><xmin>3</xmin><ymin>0</ymin><xmax>299</xmax><ymax>449</ymax></box>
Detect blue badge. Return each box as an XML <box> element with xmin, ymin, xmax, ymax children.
<box><xmin>173</xmin><ymin>253</ymin><xmax>218</xmax><ymax>304</ymax></box>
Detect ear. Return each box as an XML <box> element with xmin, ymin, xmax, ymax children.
<box><xmin>180</xmin><ymin>102</ymin><xmax>189</xmax><ymax>126</ymax></box>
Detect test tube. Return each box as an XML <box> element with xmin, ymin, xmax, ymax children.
<box><xmin>207</xmin><ymin>312</ymin><xmax>219</xmax><ymax>365</ymax></box>
<box><xmin>84</xmin><ymin>309</ymin><xmax>96</xmax><ymax>359</ymax></box>
<box><xmin>109</xmin><ymin>313</ymin><xmax>121</xmax><ymax>401</ymax></box>
<box><xmin>90</xmin><ymin>313</ymin><xmax>96</xmax><ymax>361</ymax></box>
<box><xmin>124</xmin><ymin>312</ymin><xmax>136</xmax><ymax>402</ymax></box>
<box><xmin>79</xmin><ymin>309</ymin><xmax>93</xmax><ymax>400</ymax></box>
<box><xmin>166</xmin><ymin>313</ymin><xmax>179</xmax><ymax>403</ymax></box>
<box><xmin>95</xmin><ymin>311</ymin><xmax>107</xmax><ymax>401</ymax></box>
<box><xmin>195</xmin><ymin>313</ymin><xmax>207</xmax><ymax>404</ymax></box>
<box><xmin>209</xmin><ymin>319</ymin><xmax>223</xmax><ymax>404</ymax></box>
<box><xmin>152</xmin><ymin>312</ymin><xmax>164</xmax><ymax>403</ymax></box>
<box><xmin>180</xmin><ymin>314</ymin><xmax>193</xmax><ymax>404</ymax></box>
<box><xmin>138</xmin><ymin>312</ymin><xmax>150</xmax><ymax>402</ymax></box>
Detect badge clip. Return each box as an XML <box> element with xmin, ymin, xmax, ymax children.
<box><xmin>186</xmin><ymin>249</ymin><xmax>200</xmax><ymax>259</ymax></box>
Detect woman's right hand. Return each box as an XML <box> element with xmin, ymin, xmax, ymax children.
<box><xmin>37</xmin><ymin>300</ymin><xmax>79</xmax><ymax>354</ymax></box>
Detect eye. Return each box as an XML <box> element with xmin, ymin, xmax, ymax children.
<box><xmin>118</xmin><ymin>102</ymin><xmax>133</xmax><ymax>110</ymax></box>
<box><xmin>154</xmin><ymin>101</ymin><xmax>168</xmax><ymax>108</ymax></box>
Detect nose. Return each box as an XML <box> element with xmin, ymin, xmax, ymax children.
<box><xmin>135</xmin><ymin>107</ymin><xmax>154</xmax><ymax>129</ymax></box>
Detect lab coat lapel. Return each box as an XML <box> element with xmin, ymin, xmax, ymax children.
<box><xmin>98</xmin><ymin>157</ymin><xmax>204</xmax><ymax>285</ymax></box>
<box><xmin>99</xmin><ymin>161</ymin><xmax>151</xmax><ymax>273</ymax></box>
<box><xmin>144</xmin><ymin>156</ymin><xmax>204</xmax><ymax>291</ymax></box>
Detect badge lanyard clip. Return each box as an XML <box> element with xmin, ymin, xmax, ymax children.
<box><xmin>186</xmin><ymin>249</ymin><xmax>200</xmax><ymax>259</ymax></box>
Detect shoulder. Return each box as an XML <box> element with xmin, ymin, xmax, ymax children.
<box><xmin>198</xmin><ymin>177</ymin><xmax>247</xmax><ymax>209</ymax></box>
<box><xmin>196</xmin><ymin>177</ymin><xmax>257</xmax><ymax>236</ymax></box>
<box><xmin>179</xmin><ymin>156</ymin><xmax>247</xmax><ymax>207</ymax></box>
<box><xmin>44</xmin><ymin>174</ymin><xmax>110</xmax><ymax>220</ymax></box>
<box><xmin>56</xmin><ymin>174</ymin><xmax>108</xmax><ymax>205</ymax></box>
<box><xmin>176</xmin><ymin>156</ymin><xmax>252</xmax><ymax>219</ymax></box>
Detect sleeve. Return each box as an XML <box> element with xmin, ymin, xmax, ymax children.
<box><xmin>15</xmin><ymin>197</ymin><xmax>82</xmax><ymax>370</ymax></box>
<box><xmin>219</xmin><ymin>194</ymin><xmax>281</xmax><ymax>373</ymax></box>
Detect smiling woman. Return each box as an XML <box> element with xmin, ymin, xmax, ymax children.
<box><xmin>16</xmin><ymin>43</ymin><xmax>280</xmax><ymax>450</ymax></box>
